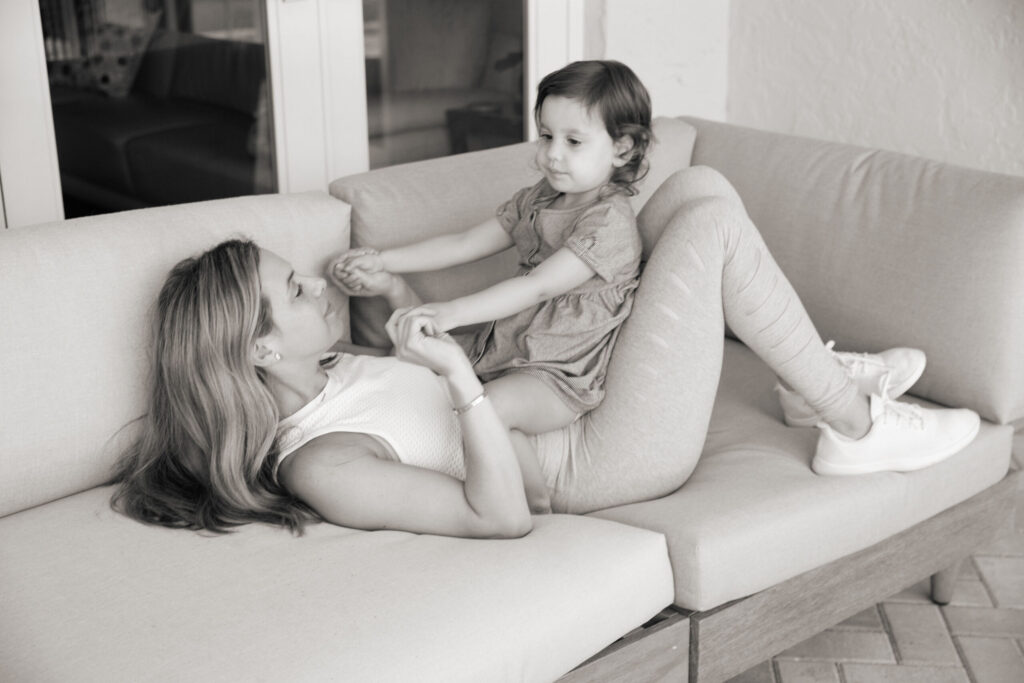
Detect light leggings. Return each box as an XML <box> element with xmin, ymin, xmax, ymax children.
<box><xmin>536</xmin><ymin>166</ymin><xmax>857</xmax><ymax>514</ymax></box>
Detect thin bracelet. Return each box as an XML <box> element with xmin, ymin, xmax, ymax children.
<box><xmin>453</xmin><ymin>391</ymin><xmax>487</xmax><ymax>416</ymax></box>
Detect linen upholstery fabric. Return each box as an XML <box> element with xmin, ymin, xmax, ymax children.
<box><xmin>683</xmin><ymin>117</ymin><xmax>1024</xmax><ymax>425</ymax></box>
<box><xmin>0</xmin><ymin>488</ymin><xmax>673</xmax><ymax>683</ymax></box>
<box><xmin>330</xmin><ymin>115</ymin><xmax>696</xmax><ymax>348</ymax></box>
<box><xmin>591</xmin><ymin>340</ymin><xmax>1013</xmax><ymax>611</ymax></box>
<box><xmin>0</xmin><ymin>192</ymin><xmax>350</xmax><ymax>518</ymax></box>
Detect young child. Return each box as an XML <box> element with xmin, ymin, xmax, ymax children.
<box><xmin>332</xmin><ymin>60</ymin><xmax>651</xmax><ymax>441</ymax></box>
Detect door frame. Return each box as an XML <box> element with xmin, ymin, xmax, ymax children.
<box><xmin>0</xmin><ymin>0</ymin><xmax>65</xmax><ymax>228</ymax></box>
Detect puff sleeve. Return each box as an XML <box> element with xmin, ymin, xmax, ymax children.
<box><xmin>495</xmin><ymin>184</ymin><xmax>536</xmax><ymax>233</ymax></box>
<box><xmin>564</xmin><ymin>199</ymin><xmax>641</xmax><ymax>282</ymax></box>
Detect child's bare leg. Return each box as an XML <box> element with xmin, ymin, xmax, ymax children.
<box><xmin>486</xmin><ymin>374</ymin><xmax>577</xmax><ymax>515</ymax></box>
<box><xmin>485</xmin><ymin>373</ymin><xmax>578</xmax><ymax>434</ymax></box>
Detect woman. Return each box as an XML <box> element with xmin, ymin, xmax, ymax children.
<box><xmin>112</xmin><ymin>167</ymin><xmax>979</xmax><ymax>538</ymax></box>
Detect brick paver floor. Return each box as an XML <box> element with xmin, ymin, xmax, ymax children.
<box><xmin>728</xmin><ymin>467</ymin><xmax>1024</xmax><ymax>683</ymax></box>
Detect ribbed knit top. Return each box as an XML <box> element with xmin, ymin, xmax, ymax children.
<box><xmin>274</xmin><ymin>354</ymin><xmax>465</xmax><ymax>480</ymax></box>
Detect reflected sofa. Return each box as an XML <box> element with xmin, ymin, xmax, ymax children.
<box><xmin>49</xmin><ymin>29</ymin><xmax>270</xmax><ymax>214</ymax></box>
<box><xmin>1</xmin><ymin>117</ymin><xmax>1021</xmax><ymax>682</ymax></box>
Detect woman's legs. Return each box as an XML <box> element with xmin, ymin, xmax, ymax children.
<box><xmin>550</xmin><ymin>167</ymin><xmax>858</xmax><ymax>513</ymax></box>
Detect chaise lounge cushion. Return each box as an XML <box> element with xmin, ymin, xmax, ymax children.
<box><xmin>0</xmin><ymin>487</ymin><xmax>673</xmax><ymax>682</ymax></box>
<box><xmin>591</xmin><ymin>339</ymin><xmax>1013</xmax><ymax>611</ymax></box>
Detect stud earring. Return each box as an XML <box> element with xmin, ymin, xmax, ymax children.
<box><xmin>274</xmin><ymin>352</ymin><xmax>282</xmax><ymax>361</ymax></box>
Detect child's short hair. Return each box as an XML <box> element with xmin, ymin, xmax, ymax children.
<box><xmin>534</xmin><ymin>60</ymin><xmax>653</xmax><ymax>196</ymax></box>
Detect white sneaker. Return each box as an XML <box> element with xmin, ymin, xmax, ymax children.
<box><xmin>812</xmin><ymin>392</ymin><xmax>980</xmax><ymax>476</ymax></box>
<box><xmin>775</xmin><ymin>342</ymin><xmax>927</xmax><ymax>427</ymax></box>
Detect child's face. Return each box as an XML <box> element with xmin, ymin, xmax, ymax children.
<box><xmin>535</xmin><ymin>95</ymin><xmax>629</xmax><ymax>205</ymax></box>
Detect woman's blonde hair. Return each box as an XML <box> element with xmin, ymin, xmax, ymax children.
<box><xmin>111</xmin><ymin>239</ymin><xmax>316</xmax><ymax>533</ymax></box>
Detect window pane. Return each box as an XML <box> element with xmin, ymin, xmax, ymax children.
<box><xmin>39</xmin><ymin>0</ymin><xmax>275</xmax><ymax>218</ymax></box>
<box><xmin>364</xmin><ymin>0</ymin><xmax>525</xmax><ymax>169</ymax></box>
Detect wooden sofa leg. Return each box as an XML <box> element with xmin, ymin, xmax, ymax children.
<box><xmin>930</xmin><ymin>560</ymin><xmax>963</xmax><ymax>605</ymax></box>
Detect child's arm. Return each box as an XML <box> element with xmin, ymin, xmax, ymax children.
<box><xmin>335</xmin><ymin>218</ymin><xmax>514</xmax><ymax>276</ymax></box>
<box><xmin>422</xmin><ymin>247</ymin><xmax>596</xmax><ymax>331</ymax></box>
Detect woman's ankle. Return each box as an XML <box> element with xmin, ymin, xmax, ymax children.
<box><xmin>825</xmin><ymin>394</ymin><xmax>871</xmax><ymax>440</ymax></box>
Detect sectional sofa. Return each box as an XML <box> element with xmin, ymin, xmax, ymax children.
<box><xmin>1</xmin><ymin>117</ymin><xmax>1021</xmax><ymax>682</ymax></box>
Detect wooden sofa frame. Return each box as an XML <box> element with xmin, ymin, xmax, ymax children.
<box><xmin>558</xmin><ymin>467</ymin><xmax>1020</xmax><ymax>683</ymax></box>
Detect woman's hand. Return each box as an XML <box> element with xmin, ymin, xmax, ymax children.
<box><xmin>400</xmin><ymin>301</ymin><xmax>460</xmax><ymax>333</ymax></box>
<box><xmin>385</xmin><ymin>307</ymin><xmax>469</xmax><ymax>378</ymax></box>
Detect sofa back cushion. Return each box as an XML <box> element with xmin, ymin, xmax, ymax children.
<box><xmin>169</xmin><ymin>33</ymin><xmax>266</xmax><ymax>115</ymax></box>
<box><xmin>331</xmin><ymin>116</ymin><xmax>696</xmax><ymax>347</ymax></box>
<box><xmin>685</xmin><ymin>117</ymin><xmax>1024</xmax><ymax>424</ymax></box>
<box><xmin>0</xmin><ymin>193</ymin><xmax>350</xmax><ymax>518</ymax></box>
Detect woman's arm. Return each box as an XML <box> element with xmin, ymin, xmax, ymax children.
<box><xmin>426</xmin><ymin>247</ymin><xmax>596</xmax><ymax>331</ymax></box>
<box><xmin>281</xmin><ymin>311</ymin><xmax>532</xmax><ymax>538</ymax></box>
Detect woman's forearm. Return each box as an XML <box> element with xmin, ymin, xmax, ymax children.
<box><xmin>444</xmin><ymin>368</ymin><xmax>532</xmax><ymax>537</ymax></box>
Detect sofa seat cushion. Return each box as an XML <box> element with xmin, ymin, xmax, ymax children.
<box><xmin>591</xmin><ymin>339</ymin><xmax>1013</xmax><ymax>611</ymax></box>
<box><xmin>52</xmin><ymin>93</ymin><xmax>236</xmax><ymax>195</ymax></box>
<box><xmin>0</xmin><ymin>487</ymin><xmax>673</xmax><ymax>683</ymax></box>
<box><xmin>125</xmin><ymin>118</ymin><xmax>258</xmax><ymax>205</ymax></box>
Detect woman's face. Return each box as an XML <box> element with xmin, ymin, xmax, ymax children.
<box><xmin>257</xmin><ymin>249</ymin><xmax>346</xmax><ymax>362</ymax></box>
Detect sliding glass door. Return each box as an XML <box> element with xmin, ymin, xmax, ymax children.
<box><xmin>0</xmin><ymin>0</ymin><xmax>582</xmax><ymax>227</ymax></box>
<box><xmin>38</xmin><ymin>0</ymin><xmax>276</xmax><ymax>218</ymax></box>
<box><xmin>363</xmin><ymin>0</ymin><xmax>525</xmax><ymax>170</ymax></box>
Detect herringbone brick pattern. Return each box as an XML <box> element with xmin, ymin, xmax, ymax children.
<box><xmin>728</xmin><ymin>476</ymin><xmax>1024</xmax><ymax>683</ymax></box>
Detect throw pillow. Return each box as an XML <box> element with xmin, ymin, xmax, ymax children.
<box><xmin>87</xmin><ymin>12</ymin><xmax>160</xmax><ymax>98</ymax></box>
<box><xmin>47</xmin><ymin>57</ymin><xmax>94</xmax><ymax>90</ymax></box>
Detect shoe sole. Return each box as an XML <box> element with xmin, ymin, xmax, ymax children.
<box><xmin>811</xmin><ymin>417</ymin><xmax>981</xmax><ymax>476</ymax></box>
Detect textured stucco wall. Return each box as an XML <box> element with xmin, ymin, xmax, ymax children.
<box><xmin>728</xmin><ymin>0</ymin><xmax>1024</xmax><ymax>176</ymax></box>
<box><xmin>601</xmin><ymin>0</ymin><xmax>729</xmax><ymax>120</ymax></box>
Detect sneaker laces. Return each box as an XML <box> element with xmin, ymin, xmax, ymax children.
<box><xmin>875</xmin><ymin>375</ymin><xmax>925</xmax><ymax>430</ymax></box>
<box><xmin>825</xmin><ymin>340</ymin><xmax>887</xmax><ymax>375</ymax></box>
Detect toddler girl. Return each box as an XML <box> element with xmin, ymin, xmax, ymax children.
<box><xmin>332</xmin><ymin>60</ymin><xmax>650</xmax><ymax>441</ymax></box>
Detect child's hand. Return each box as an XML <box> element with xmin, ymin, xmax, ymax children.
<box><xmin>330</xmin><ymin>261</ymin><xmax>395</xmax><ymax>298</ymax></box>
<box><xmin>332</xmin><ymin>247</ymin><xmax>386</xmax><ymax>275</ymax></box>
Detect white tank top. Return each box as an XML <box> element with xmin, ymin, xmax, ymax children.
<box><xmin>274</xmin><ymin>354</ymin><xmax>466</xmax><ymax>480</ymax></box>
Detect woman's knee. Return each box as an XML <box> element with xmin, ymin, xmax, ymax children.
<box><xmin>649</xmin><ymin>195</ymin><xmax>750</xmax><ymax>260</ymax></box>
<box><xmin>639</xmin><ymin>167</ymin><xmax>746</xmax><ymax>255</ymax></box>
<box><xmin>640</xmin><ymin>166</ymin><xmax>741</xmax><ymax>224</ymax></box>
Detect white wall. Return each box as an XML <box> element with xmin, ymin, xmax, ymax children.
<box><xmin>728</xmin><ymin>0</ymin><xmax>1024</xmax><ymax>176</ymax></box>
<box><xmin>599</xmin><ymin>0</ymin><xmax>729</xmax><ymax>121</ymax></box>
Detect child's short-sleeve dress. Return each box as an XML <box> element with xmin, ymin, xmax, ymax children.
<box><xmin>456</xmin><ymin>179</ymin><xmax>642</xmax><ymax>414</ymax></box>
